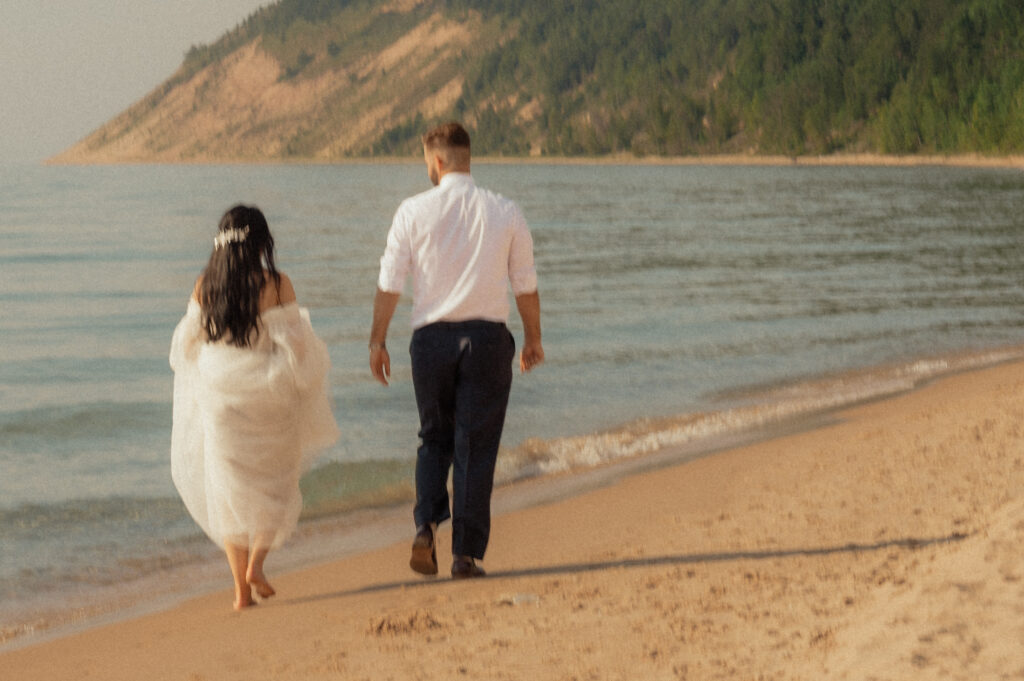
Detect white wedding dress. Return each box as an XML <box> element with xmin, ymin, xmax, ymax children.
<box><xmin>170</xmin><ymin>299</ymin><xmax>339</xmax><ymax>550</ymax></box>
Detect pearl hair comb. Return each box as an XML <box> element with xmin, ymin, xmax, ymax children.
<box><xmin>214</xmin><ymin>225</ymin><xmax>250</xmax><ymax>249</ymax></box>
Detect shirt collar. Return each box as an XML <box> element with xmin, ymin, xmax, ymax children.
<box><xmin>439</xmin><ymin>172</ymin><xmax>474</xmax><ymax>189</ymax></box>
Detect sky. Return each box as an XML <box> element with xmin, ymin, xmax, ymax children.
<box><xmin>1</xmin><ymin>1</ymin><xmax>271</xmax><ymax>163</ymax></box>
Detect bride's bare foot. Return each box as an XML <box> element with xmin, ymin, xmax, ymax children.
<box><xmin>247</xmin><ymin>571</ymin><xmax>276</xmax><ymax>599</ymax></box>
<box><xmin>233</xmin><ymin>596</ymin><xmax>257</xmax><ymax>611</ymax></box>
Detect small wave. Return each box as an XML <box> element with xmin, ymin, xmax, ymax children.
<box><xmin>0</xmin><ymin>496</ymin><xmax>209</xmax><ymax>609</ymax></box>
<box><xmin>299</xmin><ymin>459</ymin><xmax>414</xmax><ymax>517</ymax></box>
<box><xmin>0</xmin><ymin>496</ymin><xmax>190</xmax><ymax>542</ymax></box>
<box><xmin>493</xmin><ymin>346</ymin><xmax>1024</xmax><ymax>484</ymax></box>
<box><xmin>0</xmin><ymin>401</ymin><xmax>169</xmax><ymax>442</ymax></box>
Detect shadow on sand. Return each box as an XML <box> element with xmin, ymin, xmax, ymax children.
<box><xmin>284</xmin><ymin>531</ymin><xmax>971</xmax><ymax>606</ymax></box>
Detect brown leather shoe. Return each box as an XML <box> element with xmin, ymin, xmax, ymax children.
<box><xmin>409</xmin><ymin>524</ymin><xmax>438</xmax><ymax>576</ymax></box>
<box><xmin>451</xmin><ymin>555</ymin><xmax>486</xmax><ymax>579</ymax></box>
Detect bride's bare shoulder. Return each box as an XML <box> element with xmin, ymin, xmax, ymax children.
<box><xmin>260</xmin><ymin>271</ymin><xmax>297</xmax><ymax>311</ymax></box>
<box><xmin>277</xmin><ymin>272</ymin><xmax>297</xmax><ymax>304</ymax></box>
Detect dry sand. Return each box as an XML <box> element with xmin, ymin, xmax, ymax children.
<box><xmin>4</xmin><ymin>361</ymin><xmax>1023</xmax><ymax>680</ymax></box>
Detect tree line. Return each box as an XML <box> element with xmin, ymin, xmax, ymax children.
<box><xmin>176</xmin><ymin>0</ymin><xmax>1024</xmax><ymax>156</ymax></box>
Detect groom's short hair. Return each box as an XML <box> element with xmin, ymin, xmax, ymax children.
<box><xmin>422</xmin><ymin>122</ymin><xmax>471</xmax><ymax>153</ymax></box>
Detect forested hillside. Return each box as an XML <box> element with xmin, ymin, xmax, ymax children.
<box><xmin>456</xmin><ymin>0</ymin><xmax>1024</xmax><ymax>156</ymax></box>
<box><xmin>53</xmin><ymin>0</ymin><xmax>1024</xmax><ymax>162</ymax></box>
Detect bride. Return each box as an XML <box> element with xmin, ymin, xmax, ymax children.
<box><xmin>170</xmin><ymin>204</ymin><xmax>339</xmax><ymax>610</ymax></box>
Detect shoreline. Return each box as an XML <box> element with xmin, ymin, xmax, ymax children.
<box><xmin>0</xmin><ymin>390</ymin><xmax>838</xmax><ymax>653</ymax></box>
<box><xmin>42</xmin><ymin>152</ymin><xmax>1024</xmax><ymax>169</ymax></box>
<box><xmin>4</xmin><ymin>343</ymin><xmax>1020</xmax><ymax>651</ymax></box>
<box><xmin>4</xmin><ymin>356</ymin><xmax>1023</xmax><ymax>678</ymax></box>
<box><xmin>3</xmin><ymin>343</ymin><xmax>1022</xmax><ymax>652</ymax></box>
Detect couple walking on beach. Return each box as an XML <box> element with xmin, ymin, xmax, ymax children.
<box><xmin>170</xmin><ymin>122</ymin><xmax>544</xmax><ymax>609</ymax></box>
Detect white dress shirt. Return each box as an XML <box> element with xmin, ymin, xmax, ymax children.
<box><xmin>378</xmin><ymin>172</ymin><xmax>538</xmax><ymax>330</ymax></box>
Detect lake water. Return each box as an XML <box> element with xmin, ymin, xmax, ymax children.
<box><xmin>2</xmin><ymin>161</ymin><xmax>1024</xmax><ymax>646</ymax></box>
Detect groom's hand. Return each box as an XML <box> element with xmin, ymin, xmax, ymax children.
<box><xmin>520</xmin><ymin>340</ymin><xmax>544</xmax><ymax>373</ymax></box>
<box><xmin>370</xmin><ymin>346</ymin><xmax>391</xmax><ymax>386</ymax></box>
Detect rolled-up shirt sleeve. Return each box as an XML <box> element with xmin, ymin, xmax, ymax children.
<box><xmin>507</xmin><ymin>207</ymin><xmax>538</xmax><ymax>295</ymax></box>
<box><xmin>377</xmin><ymin>205</ymin><xmax>412</xmax><ymax>294</ymax></box>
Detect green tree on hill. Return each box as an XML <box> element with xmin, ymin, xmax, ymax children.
<box><xmin>127</xmin><ymin>0</ymin><xmax>1024</xmax><ymax>158</ymax></box>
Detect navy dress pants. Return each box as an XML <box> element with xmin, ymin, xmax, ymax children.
<box><xmin>410</xmin><ymin>320</ymin><xmax>515</xmax><ymax>560</ymax></box>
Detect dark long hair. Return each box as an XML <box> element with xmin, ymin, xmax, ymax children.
<box><xmin>199</xmin><ymin>205</ymin><xmax>281</xmax><ymax>348</ymax></box>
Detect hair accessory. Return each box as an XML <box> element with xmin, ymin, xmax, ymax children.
<box><xmin>214</xmin><ymin>225</ymin><xmax>250</xmax><ymax>249</ymax></box>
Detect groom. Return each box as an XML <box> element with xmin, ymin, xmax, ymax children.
<box><xmin>369</xmin><ymin>121</ymin><xmax>544</xmax><ymax>579</ymax></box>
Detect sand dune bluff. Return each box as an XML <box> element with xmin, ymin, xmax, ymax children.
<box><xmin>50</xmin><ymin>6</ymin><xmax>486</xmax><ymax>164</ymax></box>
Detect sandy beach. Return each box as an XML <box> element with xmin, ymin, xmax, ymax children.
<box><xmin>4</xmin><ymin>359</ymin><xmax>1023</xmax><ymax>680</ymax></box>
